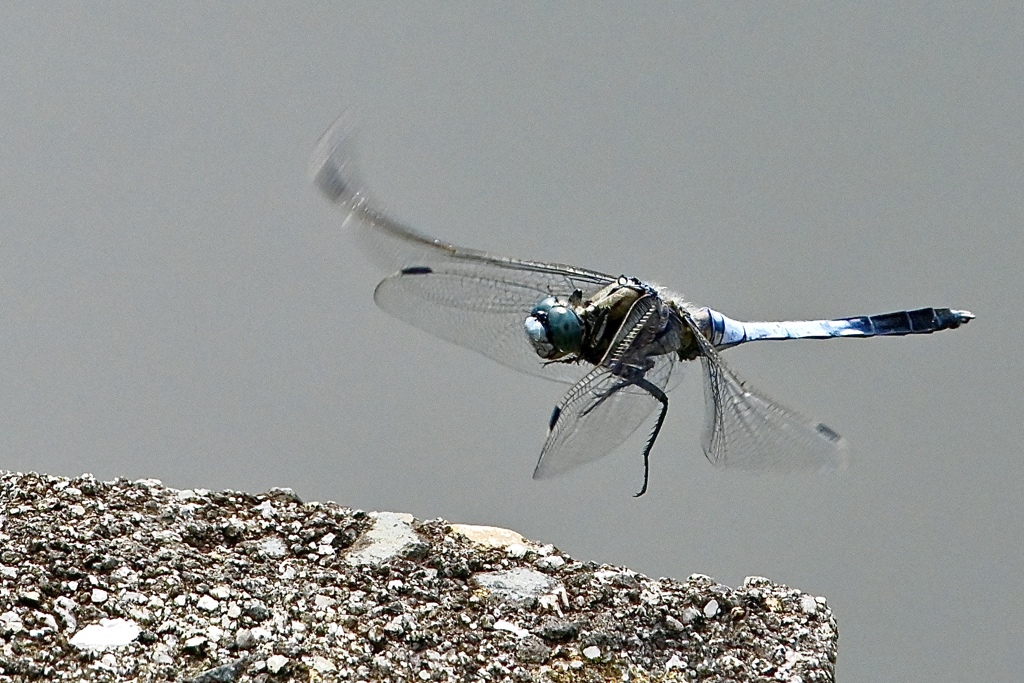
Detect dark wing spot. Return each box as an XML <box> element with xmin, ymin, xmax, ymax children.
<box><xmin>815</xmin><ymin>423</ymin><xmax>842</xmax><ymax>442</ymax></box>
<box><xmin>400</xmin><ymin>266</ymin><xmax>433</xmax><ymax>275</ymax></box>
<box><xmin>548</xmin><ymin>406</ymin><xmax>562</xmax><ymax>430</ymax></box>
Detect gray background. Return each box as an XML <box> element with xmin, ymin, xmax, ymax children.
<box><xmin>1</xmin><ymin>4</ymin><xmax>1020</xmax><ymax>680</ymax></box>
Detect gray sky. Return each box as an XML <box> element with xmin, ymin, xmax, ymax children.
<box><xmin>1</xmin><ymin>4</ymin><xmax>1020</xmax><ymax>680</ymax></box>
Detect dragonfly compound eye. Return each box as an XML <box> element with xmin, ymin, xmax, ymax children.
<box><xmin>524</xmin><ymin>297</ymin><xmax>582</xmax><ymax>359</ymax></box>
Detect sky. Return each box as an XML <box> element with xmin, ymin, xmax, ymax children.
<box><xmin>1</xmin><ymin>4</ymin><xmax>1021</xmax><ymax>680</ymax></box>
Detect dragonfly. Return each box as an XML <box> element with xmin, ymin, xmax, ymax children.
<box><xmin>310</xmin><ymin>116</ymin><xmax>974</xmax><ymax>496</ymax></box>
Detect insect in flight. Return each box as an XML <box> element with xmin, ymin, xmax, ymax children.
<box><xmin>310</xmin><ymin>116</ymin><xmax>973</xmax><ymax>495</ymax></box>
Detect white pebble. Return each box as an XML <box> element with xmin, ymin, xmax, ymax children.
<box><xmin>196</xmin><ymin>595</ymin><xmax>219</xmax><ymax>612</ymax></box>
<box><xmin>259</xmin><ymin>537</ymin><xmax>287</xmax><ymax>558</ymax></box>
<box><xmin>184</xmin><ymin>635</ymin><xmax>206</xmax><ymax>649</ymax></box>
<box><xmin>665</xmin><ymin>653</ymin><xmax>685</xmax><ymax>670</ymax></box>
<box><xmin>493</xmin><ymin>619</ymin><xmax>530</xmax><ymax>638</ymax></box>
<box><xmin>311</xmin><ymin>655</ymin><xmax>336</xmax><ymax>672</ymax></box>
<box><xmin>69</xmin><ymin>618</ymin><xmax>140</xmax><ymax>650</ymax></box>
<box><xmin>1</xmin><ymin>611</ymin><xmax>23</xmax><ymax>635</ymax></box>
<box><xmin>535</xmin><ymin>555</ymin><xmax>565</xmax><ymax>570</ymax></box>
<box><xmin>250</xmin><ymin>626</ymin><xmax>273</xmax><ymax>641</ymax></box>
<box><xmin>506</xmin><ymin>543</ymin><xmax>529</xmax><ymax>558</ymax></box>
<box><xmin>266</xmin><ymin>654</ymin><xmax>288</xmax><ymax>674</ymax></box>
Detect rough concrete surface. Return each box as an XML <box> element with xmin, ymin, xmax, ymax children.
<box><xmin>0</xmin><ymin>472</ymin><xmax>837</xmax><ymax>681</ymax></box>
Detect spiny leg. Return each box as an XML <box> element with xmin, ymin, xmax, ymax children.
<box><xmin>631</xmin><ymin>377</ymin><xmax>669</xmax><ymax>497</ymax></box>
<box><xmin>555</xmin><ymin>373</ymin><xmax>669</xmax><ymax>496</ymax></box>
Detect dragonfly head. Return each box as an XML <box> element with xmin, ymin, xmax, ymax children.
<box><xmin>524</xmin><ymin>296</ymin><xmax>583</xmax><ymax>360</ymax></box>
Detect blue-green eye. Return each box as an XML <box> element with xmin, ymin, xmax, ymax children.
<box><xmin>524</xmin><ymin>297</ymin><xmax>582</xmax><ymax>359</ymax></box>
<box><xmin>529</xmin><ymin>297</ymin><xmax>558</xmax><ymax>318</ymax></box>
<box><xmin>545</xmin><ymin>307</ymin><xmax>582</xmax><ymax>353</ymax></box>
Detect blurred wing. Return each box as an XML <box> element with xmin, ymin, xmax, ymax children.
<box><xmin>684</xmin><ymin>317</ymin><xmax>849</xmax><ymax>472</ymax></box>
<box><xmin>311</xmin><ymin>113</ymin><xmax>616</xmax><ymax>382</ymax></box>
<box><xmin>310</xmin><ymin>113</ymin><xmax>615</xmax><ymax>279</ymax></box>
<box><xmin>533</xmin><ymin>353</ymin><xmax>676</xmax><ymax>479</ymax></box>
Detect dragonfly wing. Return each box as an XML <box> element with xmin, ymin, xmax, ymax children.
<box><xmin>310</xmin><ymin>112</ymin><xmax>449</xmax><ymax>272</ymax></box>
<box><xmin>310</xmin><ymin>113</ymin><xmax>615</xmax><ymax>281</ymax></box>
<box><xmin>374</xmin><ymin>267</ymin><xmax>606</xmax><ymax>383</ymax></box>
<box><xmin>312</xmin><ymin>114</ymin><xmax>616</xmax><ymax>383</ymax></box>
<box><xmin>533</xmin><ymin>349</ymin><xmax>676</xmax><ymax>480</ymax></box>
<box><xmin>684</xmin><ymin>317</ymin><xmax>849</xmax><ymax>472</ymax></box>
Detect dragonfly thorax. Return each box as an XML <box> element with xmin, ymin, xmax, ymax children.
<box><xmin>524</xmin><ymin>296</ymin><xmax>584</xmax><ymax>360</ymax></box>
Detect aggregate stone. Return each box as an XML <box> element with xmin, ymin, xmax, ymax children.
<box><xmin>0</xmin><ymin>471</ymin><xmax>838</xmax><ymax>681</ymax></box>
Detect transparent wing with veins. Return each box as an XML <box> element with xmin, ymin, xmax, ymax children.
<box><xmin>683</xmin><ymin>316</ymin><xmax>850</xmax><ymax>472</ymax></box>
<box><xmin>310</xmin><ymin>113</ymin><xmax>616</xmax><ymax>383</ymax></box>
<box><xmin>534</xmin><ymin>355</ymin><xmax>676</xmax><ymax>481</ymax></box>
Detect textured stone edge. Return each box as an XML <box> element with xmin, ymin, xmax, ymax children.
<box><xmin>0</xmin><ymin>471</ymin><xmax>837</xmax><ymax>681</ymax></box>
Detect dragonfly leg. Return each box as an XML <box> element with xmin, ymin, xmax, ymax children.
<box><xmin>572</xmin><ymin>373</ymin><xmax>669</xmax><ymax>496</ymax></box>
<box><xmin>632</xmin><ymin>377</ymin><xmax>669</xmax><ymax>497</ymax></box>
